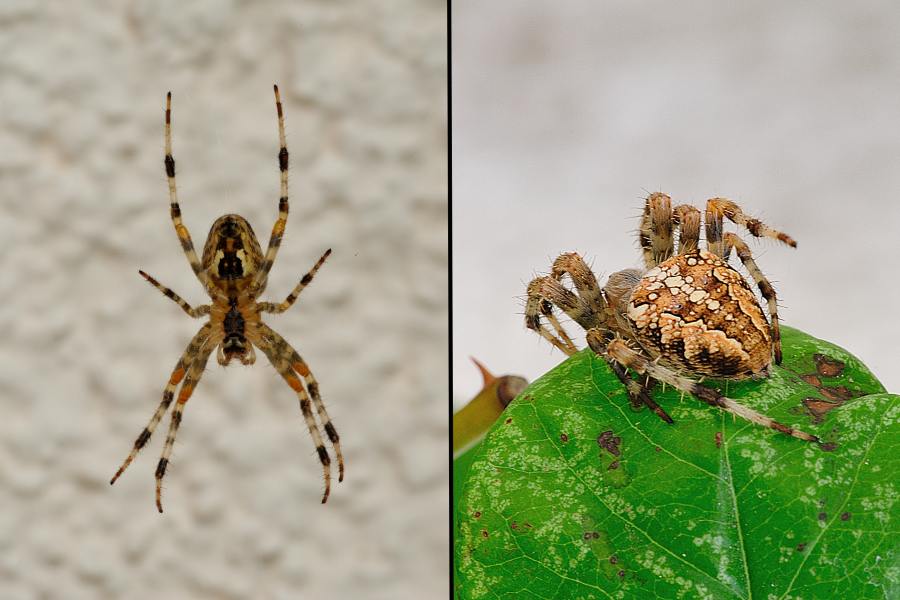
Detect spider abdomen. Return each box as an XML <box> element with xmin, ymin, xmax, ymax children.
<box><xmin>626</xmin><ymin>249</ymin><xmax>772</xmax><ymax>379</ymax></box>
<box><xmin>201</xmin><ymin>214</ymin><xmax>265</xmax><ymax>287</ymax></box>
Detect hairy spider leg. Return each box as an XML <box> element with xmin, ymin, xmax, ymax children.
<box><xmin>138</xmin><ymin>270</ymin><xmax>211</xmax><ymax>318</ymax></box>
<box><xmin>550</xmin><ymin>252</ymin><xmax>606</xmax><ymax>317</ymax></box>
<box><xmin>254</xmin><ymin>327</ymin><xmax>336</xmax><ymax>503</ymax></box>
<box><xmin>599</xmin><ymin>336</ymin><xmax>818</xmax><ymax>442</ymax></box>
<box><xmin>673</xmin><ymin>204</ymin><xmax>702</xmax><ymax>254</ymax></box>
<box><xmin>253</xmin><ymin>84</ymin><xmax>290</xmax><ymax>290</ymax></box>
<box><xmin>723</xmin><ymin>233</ymin><xmax>784</xmax><ymax>365</ymax></box>
<box><xmin>111</xmin><ymin>323</ymin><xmax>213</xmax><ymax>486</ymax></box>
<box><xmin>705</xmin><ymin>197</ymin><xmax>797</xmax><ymax>258</ymax></box>
<box><xmin>258</xmin><ymin>248</ymin><xmax>332</xmax><ymax>314</ymax></box>
<box><xmin>155</xmin><ymin>335</ymin><xmax>217</xmax><ymax>512</ymax></box>
<box><xmin>639</xmin><ymin>192</ymin><xmax>674</xmax><ymax>269</ymax></box>
<box><xmin>607</xmin><ymin>360</ymin><xmax>674</xmax><ymax>424</ymax></box>
<box><xmin>165</xmin><ymin>92</ymin><xmax>208</xmax><ymax>287</ymax></box>
<box><xmin>524</xmin><ymin>251</ymin><xmax>610</xmax><ymax>355</ymax></box>
<box><xmin>525</xmin><ymin>277</ymin><xmax>579</xmax><ymax>356</ymax></box>
<box><xmin>259</xmin><ymin>323</ymin><xmax>344</xmax><ymax>482</ymax></box>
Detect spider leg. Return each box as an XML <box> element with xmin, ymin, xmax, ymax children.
<box><xmin>525</xmin><ymin>277</ymin><xmax>580</xmax><ymax>356</ymax></box>
<box><xmin>154</xmin><ymin>335</ymin><xmax>216</xmax><ymax>513</ymax></box>
<box><xmin>672</xmin><ymin>204</ymin><xmax>701</xmax><ymax>255</ymax></box>
<box><xmin>254</xmin><ymin>324</ymin><xmax>341</xmax><ymax>502</ymax></box>
<box><xmin>110</xmin><ymin>323</ymin><xmax>212</xmax><ymax>487</ymax></box>
<box><xmin>607</xmin><ymin>360</ymin><xmax>674</xmax><ymax>424</ymax></box>
<box><xmin>525</xmin><ymin>252</ymin><xmax>609</xmax><ymax>355</ymax></box>
<box><xmin>258</xmin><ymin>248</ymin><xmax>332</xmax><ymax>314</ymax></box>
<box><xmin>706</xmin><ymin>197</ymin><xmax>797</xmax><ymax>258</ymax></box>
<box><xmin>722</xmin><ymin>233</ymin><xmax>784</xmax><ymax>365</ymax></box>
<box><xmin>164</xmin><ymin>92</ymin><xmax>208</xmax><ymax>287</ymax></box>
<box><xmin>601</xmin><ymin>336</ymin><xmax>818</xmax><ymax>442</ymax></box>
<box><xmin>138</xmin><ymin>270</ymin><xmax>210</xmax><ymax>318</ymax></box>
<box><xmin>639</xmin><ymin>192</ymin><xmax>674</xmax><ymax>268</ymax></box>
<box><xmin>550</xmin><ymin>252</ymin><xmax>606</xmax><ymax>317</ymax></box>
<box><xmin>253</xmin><ymin>85</ymin><xmax>290</xmax><ymax>290</ymax></box>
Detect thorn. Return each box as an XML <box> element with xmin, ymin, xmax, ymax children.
<box><xmin>470</xmin><ymin>357</ymin><xmax>497</xmax><ymax>387</ymax></box>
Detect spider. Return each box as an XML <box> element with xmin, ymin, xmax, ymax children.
<box><xmin>110</xmin><ymin>85</ymin><xmax>343</xmax><ymax>512</ymax></box>
<box><xmin>525</xmin><ymin>192</ymin><xmax>819</xmax><ymax>443</ymax></box>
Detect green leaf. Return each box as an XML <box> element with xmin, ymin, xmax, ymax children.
<box><xmin>455</xmin><ymin>327</ymin><xmax>899</xmax><ymax>599</ymax></box>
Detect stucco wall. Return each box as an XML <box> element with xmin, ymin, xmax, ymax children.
<box><xmin>1</xmin><ymin>2</ymin><xmax>447</xmax><ymax>599</ymax></box>
<box><xmin>453</xmin><ymin>1</ymin><xmax>900</xmax><ymax>404</ymax></box>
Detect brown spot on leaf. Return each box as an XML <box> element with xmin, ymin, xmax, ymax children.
<box><xmin>813</xmin><ymin>353</ymin><xmax>845</xmax><ymax>377</ymax></box>
<box><xmin>473</xmin><ymin>511</ymin><xmax>481</xmax><ymax>519</ymax></box>
<box><xmin>617</xmin><ymin>570</ymin><xmax>625</xmax><ymax>578</ymax></box>
<box><xmin>609</xmin><ymin>555</ymin><xmax>618</xmax><ymax>564</ymax></box>
<box><xmin>504</xmin><ymin>417</ymin><xmax>513</xmax><ymax>424</ymax></box>
<box><xmin>598</xmin><ymin>430</ymin><xmax>622</xmax><ymax>456</ymax></box>
<box><xmin>820</xmin><ymin>441</ymin><xmax>838</xmax><ymax>452</ymax></box>
<box><xmin>841</xmin><ymin>512</ymin><xmax>851</xmax><ymax>521</ymax></box>
<box><xmin>608</xmin><ymin>460</ymin><xmax>620</xmax><ymax>471</ymax></box>
<box><xmin>655</xmin><ymin>446</ymin><xmax>662</xmax><ymax>452</ymax></box>
<box><xmin>715</xmin><ymin>432</ymin><xmax>723</xmax><ymax>448</ymax></box>
<box><xmin>796</xmin><ymin>543</ymin><xmax>806</xmax><ymax>552</ymax></box>
<box><xmin>481</xmin><ymin>529</ymin><xmax>489</xmax><ymax>538</ymax></box>
<box><xmin>560</xmin><ymin>433</ymin><xmax>569</xmax><ymax>443</ymax></box>
<box><xmin>583</xmin><ymin>532</ymin><xmax>594</xmax><ymax>540</ymax></box>
<box><xmin>797</xmin><ymin>360</ymin><xmax>865</xmax><ymax>426</ymax></box>
<box><xmin>818</xmin><ymin>512</ymin><xmax>827</xmax><ymax>521</ymax></box>
<box><xmin>819</xmin><ymin>385</ymin><xmax>857</xmax><ymax>402</ymax></box>
<box><xmin>801</xmin><ymin>374</ymin><xmax>821</xmax><ymax>387</ymax></box>
<box><xmin>511</xmin><ymin>521</ymin><xmax>518</xmax><ymax>530</ymax></box>
<box><xmin>802</xmin><ymin>398</ymin><xmax>839</xmax><ymax>424</ymax></box>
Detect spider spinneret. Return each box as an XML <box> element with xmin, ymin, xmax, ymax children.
<box><xmin>111</xmin><ymin>86</ymin><xmax>343</xmax><ymax>512</ymax></box>
<box><xmin>526</xmin><ymin>192</ymin><xmax>819</xmax><ymax>443</ymax></box>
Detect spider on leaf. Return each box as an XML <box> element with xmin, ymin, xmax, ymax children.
<box><xmin>525</xmin><ymin>193</ymin><xmax>819</xmax><ymax>443</ymax></box>
<box><xmin>111</xmin><ymin>86</ymin><xmax>343</xmax><ymax>512</ymax></box>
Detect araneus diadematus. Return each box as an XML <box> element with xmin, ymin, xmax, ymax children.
<box><xmin>525</xmin><ymin>193</ymin><xmax>819</xmax><ymax>443</ymax></box>
<box><xmin>110</xmin><ymin>86</ymin><xmax>343</xmax><ymax>512</ymax></box>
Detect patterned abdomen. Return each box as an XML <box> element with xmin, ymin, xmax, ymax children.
<box><xmin>626</xmin><ymin>249</ymin><xmax>772</xmax><ymax>379</ymax></box>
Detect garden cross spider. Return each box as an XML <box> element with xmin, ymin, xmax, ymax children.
<box><xmin>525</xmin><ymin>193</ymin><xmax>819</xmax><ymax>443</ymax></box>
<box><xmin>110</xmin><ymin>86</ymin><xmax>343</xmax><ymax>512</ymax></box>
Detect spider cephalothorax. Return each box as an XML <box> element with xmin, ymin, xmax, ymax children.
<box><xmin>526</xmin><ymin>192</ymin><xmax>818</xmax><ymax>442</ymax></box>
<box><xmin>111</xmin><ymin>86</ymin><xmax>343</xmax><ymax>512</ymax></box>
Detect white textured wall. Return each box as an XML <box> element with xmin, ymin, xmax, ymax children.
<box><xmin>453</xmin><ymin>0</ymin><xmax>900</xmax><ymax>404</ymax></box>
<box><xmin>0</xmin><ymin>2</ymin><xmax>447</xmax><ymax>599</ymax></box>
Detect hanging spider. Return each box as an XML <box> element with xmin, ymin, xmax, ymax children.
<box><xmin>111</xmin><ymin>86</ymin><xmax>343</xmax><ymax>512</ymax></box>
<box><xmin>525</xmin><ymin>192</ymin><xmax>819</xmax><ymax>443</ymax></box>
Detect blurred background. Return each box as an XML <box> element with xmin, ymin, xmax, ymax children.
<box><xmin>453</xmin><ymin>1</ymin><xmax>900</xmax><ymax>406</ymax></box>
<box><xmin>0</xmin><ymin>1</ymin><xmax>446</xmax><ymax>598</ymax></box>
